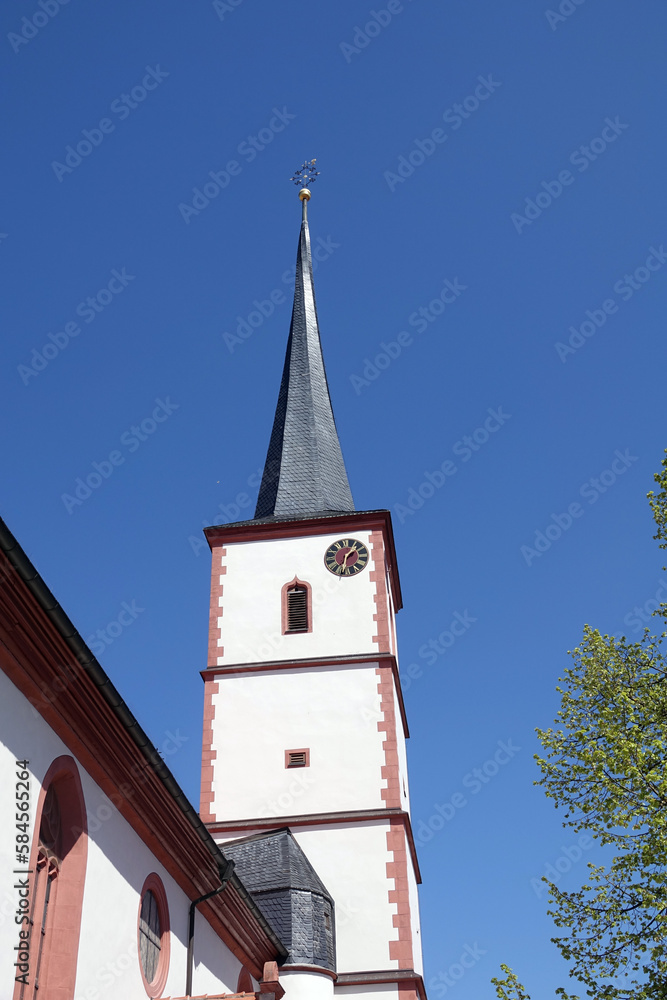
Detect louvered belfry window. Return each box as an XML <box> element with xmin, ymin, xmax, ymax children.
<box><xmin>286</xmin><ymin>585</ymin><xmax>308</xmax><ymax>632</ymax></box>
<box><xmin>285</xmin><ymin>748</ymin><xmax>310</xmax><ymax>768</ymax></box>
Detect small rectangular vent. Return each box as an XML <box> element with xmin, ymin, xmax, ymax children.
<box><xmin>285</xmin><ymin>748</ymin><xmax>310</xmax><ymax>768</ymax></box>
<box><xmin>286</xmin><ymin>587</ymin><xmax>308</xmax><ymax>632</ymax></box>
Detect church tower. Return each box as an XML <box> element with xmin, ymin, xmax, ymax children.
<box><xmin>200</xmin><ymin>168</ymin><xmax>425</xmax><ymax>1000</ymax></box>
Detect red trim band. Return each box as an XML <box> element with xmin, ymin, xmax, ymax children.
<box><xmin>204</xmin><ymin>510</ymin><xmax>403</xmax><ymax>612</ymax></box>
<box><xmin>201</xmin><ymin>652</ymin><xmax>410</xmax><ymax>740</ymax></box>
<box><xmin>208</xmin><ymin>807</ymin><xmax>421</xmax><ymax>884</ymax></box>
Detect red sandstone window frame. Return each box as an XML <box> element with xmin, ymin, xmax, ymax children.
<box><xmin>281</xmin><ymin>577</ymin><xmax>313</xmax><ymax>634</ymax></box>
<box><xmin>237</xmin><ymin>966</ymin><xmax>254</xmax><ymax>993</ymax></box>
<box><xmin>137</xmin><ymin>872</ymin><xmax>171</xmax><ymax>998</ymax></box>
<box><xmin>13</xmin><ymin>755</ymin><xmax>88</xmax><ymax>1000</ymax></box>
<box><xmin>285</xmin><ymin>748</ymin><xmax>310</xmax><ymax>768</ymax></box>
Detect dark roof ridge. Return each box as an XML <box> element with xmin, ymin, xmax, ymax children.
<box><xmin>205</xmin><ymin>507</ymin><xmax>391</xmax><ymax>532</ymax></box>
<box><xmin>223</xmin><ymin>827</ymin><xmax>332</xmax><ymax>899</ymax></box>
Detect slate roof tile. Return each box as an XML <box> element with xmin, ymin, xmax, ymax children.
<box><xmin>254</xmin><ymin>215</ymin><xmax>354</xmax><ymax>519</ymax></box>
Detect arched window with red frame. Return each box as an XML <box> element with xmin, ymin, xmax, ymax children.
<box><xmin>14</xmin><ymin>755</ymin><xmax>88</xmax><ymax>1000</ymax></box>
<box><xmin>281</xmin><ymin>577</ymin><xmax>312</xmax><ymax>635</ymax></box>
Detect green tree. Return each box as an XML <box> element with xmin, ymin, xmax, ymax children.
<box><xmin>495</xmin><ymin>452</ymin><xmax>667</xmax><ymax>999</ymax></box>
<box><xmin>491</xmin><ymin>965</ymin><xmax>531</xmax><ymax>1000</ymax></box>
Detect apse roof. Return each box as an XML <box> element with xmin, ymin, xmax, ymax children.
<box><xmin>224</xmin><ymin>828</ymin><xmax>336</xmax><ymax>971</ymax></box>
<box><xmin>223</xmin><ymin>827</ymin><xmax>331</xmax><ymax>898</ymax></box>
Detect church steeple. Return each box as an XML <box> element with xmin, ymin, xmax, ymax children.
<box><xmin>254</xmin><ymin>166</ymin><xmax>354</xmax><ymax>520</ymax></box>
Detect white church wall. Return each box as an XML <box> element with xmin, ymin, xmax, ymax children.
<box><xmin>291</xmin><ymin>821</ymin><xmax>397</xmax><ymax>973</ymax></box>
<box><xmin>281</xmin><ymin>968</ymin><xmax>335</xmax><ymax>1000</ymax></box>
<box><xmin>393</xmin><ymin>683</ymin><xmax>411</xmax><ymax>812</ymax></box>
<box><xmin>190</xmin><ymin>906</ymin><xmax>250</xmax><ymax>997</ymax></box>
<box><xmin>217</xmin><ymin>820</ymin><xmax>398</xmax><ymax>973</ymax></box>
<box><xmin>0</xmin><ymin>669</ymin><xmax>243</xmax><ymax>999</ymax></box>
<box><xmin>406</xmin><ymin>845</ymin><xmax>424</xmax><ymax>977</ymax></box>
<box><xmin>210</xmin><ymin>663</ymin><xmax>386</xmax><ymax>821</ymax></box>
<box><xmin>380</xmin><ymin>560</ymin><xmax>397</xmax><ymax>657</ymax></box>
<box><xmin>335</xmin><ymin>986</ymin><xmax>398</xmax><ymax>1000</ymax></box>
<box><xmin>215</xmin><ymin>531</ymin><xmax>379</xmax><ymax>666</ymax></box>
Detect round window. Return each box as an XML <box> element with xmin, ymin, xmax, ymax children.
<box><xmin>138</xmin><ymin>875</ymin><xmax>170</xmax><ymax>997</ymax></box>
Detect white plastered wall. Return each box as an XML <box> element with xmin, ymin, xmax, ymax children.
<box><xmin>406</xmin><ymin>840</ymin><xmax>424</xmax><ymax>978</ymax></box>
<box><xmin>335</xmin><ymin>986</ymin><xmax>398</xmax><ymax>1000</ymax></box>
<box><xmin>0</xmin><ymin>669</ymin><xmax>243</xmax><ymax>999</ymax></box>
<box><xmin>293</xmin><ymin>823</ymin><xmax>398</xmax><ymax>973</ymax></box>
<box><xmin>281</xmin><ymin>968</ymin><xmax>335</xmax><ymax>1000</ymax></box>
<box><xmin>210</xmin><ymin>663</ymin><xmax>386</xmax><ymax>821</ymax></box>
<box><xmin>213</xmin><ymin>530</ymin><xmax>383</xmax><ymax>666</ymax></box>
<box><xmin>393</xmin><ymin>685</ymin><xmax>411</xmax><ymax>813</ymax></box>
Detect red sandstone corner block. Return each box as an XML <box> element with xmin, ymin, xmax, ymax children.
<box><xmin>208</xmin><ymin>547</ymin><xmax>227</xmax><ymax>665</ymax></box>
<box><xmin>200</xmin><ymin>679</ymin><xmax>220</xmax><ymax>820</ymax></box>
<box><xmin>376</xmin><ymin>666</ymin><xmax>401</xmax><ymax>809</ymax></box>
<box><xmin>370</xmin><ymin>530</ymin><xmax>391</xmax><ymax>651</ymax></box>
<box><xmin>386</xmin><ymin>818</ymin><xmax>415</xmax><ymax>970</ymax></box>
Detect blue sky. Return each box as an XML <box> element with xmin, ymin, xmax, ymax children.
<box><xmin>2</xmin><ymin>0</ymin><xmax>667</xmax><ymax>994</ymax></box>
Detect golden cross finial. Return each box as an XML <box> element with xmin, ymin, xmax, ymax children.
<box><xmin>290</xmin><ymin>159</ymin><xmax>320</xmax><ymax>189</ymax></box>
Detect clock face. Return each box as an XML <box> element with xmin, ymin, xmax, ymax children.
<box><xmin>324</xmin><ymin>538</ymin><xmax>370</xmax><ymax>577</ymax></box>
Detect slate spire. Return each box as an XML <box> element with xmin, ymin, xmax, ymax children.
<box><xmin>254</xmin><ymin>171</ymin><xmax>354</xmax><ymax>519</ymax></box>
